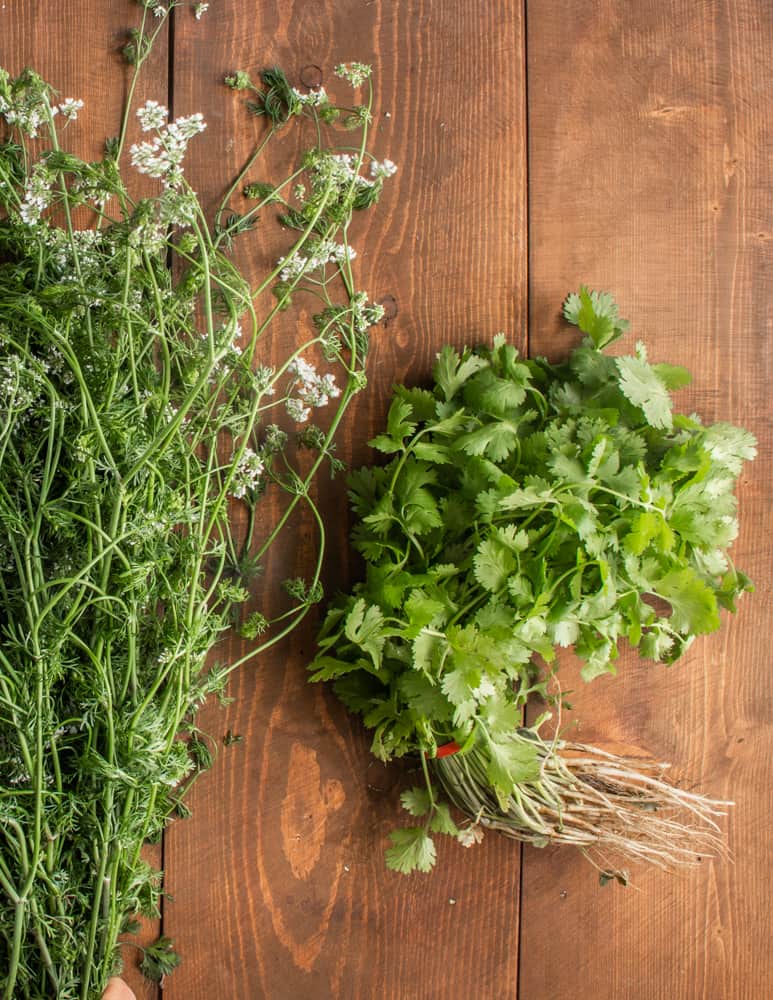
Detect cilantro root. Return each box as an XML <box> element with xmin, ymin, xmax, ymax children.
<box><xmin>310</xmin><ymin>287</ymin><xmax>755</xmax><ymax>876</ymax></box>
<box><xmin>434</xmin><ymin>732</ymin><xmax>730</xmax><ymax>874</ymax></box>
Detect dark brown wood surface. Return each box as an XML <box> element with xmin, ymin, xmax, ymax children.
<box><xmin>1</xmin><ymin>1</ymin><xmax>770</xmax><ymax>997</ymax></box>
<box><xmin>521</xmin><ymin>3</ymin><xmax>772</xmax><ymax>999</ymax></box>
<box><xmin>163</xmin><ymin>2</ymin><xmax>527</xmax><ymax>997</ymax></box>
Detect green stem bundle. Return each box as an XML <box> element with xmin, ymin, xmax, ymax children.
<box><xmin>0</xmin><ymin>12</ymin><xmax>391</xmax><ymax>996</ymax></box>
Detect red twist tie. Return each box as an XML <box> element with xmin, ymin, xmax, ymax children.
<box><xmin>434</xmin><ymin>740</ymin><xmax>461</xmax><ymax>759</ymax></box>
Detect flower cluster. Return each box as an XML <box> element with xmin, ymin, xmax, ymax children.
<box><xmin>351</xmin><ymin>292</ymin><xmax>385</xmax><ymax>334</ymax></box>
<box><xmin>137</xmin><ymin>99</ymin><xmax>168</xmax><ymax>131</ymax></box>
<box><xmin>0</xmin><ymin>72</ymin><xmax>83</xmax><ymax>137</ymax></box>
<box><xmin>370</xmin><ymin>158</ymin><xmax>397</xmax><ymax>179</ymax></box>
<box><xmin>194</xmin><ymin>2</ymin><xmax>209</xmax><ymax>18</ymax></box>
<box><xmin>230</xmin><ymin>447</ymin><xmax>266</xmax><ymax>499</ymax></box>
<box><xmin>130</xmin><ymin>107</ymin><xmax>206</xmax><ymax>188</ymax></box>
<box><xmin>262</xmin><ymin>424</ymin><xmax>288</xmax><ymax>454</ymax></box>
<box><xmin>312</xmin><ymin>152</ymin><xmax>360</xmax><ymax>190</ymax></box>
<box><xmin>0</xmin><ymin>354</ymin><xmax>46</xmax><ymax>415</ymax></box>
<box><xmin>19</xmin><ymin>160</ymin><xmax>55</xmax><ymax>225</ymax></box>
<box><xmin>307</xmin><ymin>151</ymin><xmax>396</xmax><ymax>204</ymax></box>
<box><xmin>0</xmin><ymin>87</ymin><xmax>48</xmax><ymax>137</ymax></box>
<box><xmin>285</xmin><ymin>357</ymin><xmax>341</xmax><ymax>423</ymax></box>
<box><xmin>45</xmin><ymin>227</ymin><xmax>105</xmax><ymax>279</ymax></box>
<box><xmin>252</xmin><ymin>366</ymin><xmax>277</xmax><ymax>395</ymax></box>
<box><xmin>57</xmin><ymin>97</ymin><xmax>84</xmax><ymax>121</ymax></box>
<box><xmin>334</xmin><ymin>62</ymin><xmax>372</xmax><ymax>87</ymax></box>
<box><xmin>278</xmin><ymin>238</ymin><xmax>354</xmax><ymax>282</ymax></box>
<box><xmin>290</xmin><ymin>86</ymin><xmax>329</xmax><ymax>108</ymax></box>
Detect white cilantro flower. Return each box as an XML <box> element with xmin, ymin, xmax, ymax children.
<box><xmin>130</xmin><ymin>111</ymin><xmax>206</xmax><ymax>188</ymax></box>
<box><xmin>334</xmin><ymin>62</ymin><xmax>372</xmax><ymax>87</ymax></box>
<box><xmin>137</xmin><ymin>100</ymin><xmax>168</xmax><ymax>132</ymax></box>
<box><xmin>285</xmin><ymin>397</ymin><xmax>311</xmax><ymax>423</ymax></box>
<box><xmin>370</xmin><ymin>157</ymin><xmax>397</xmax><ymax>179</ymax></box>
<box><xmin>231</xmin><ymin>448</ymin><xmax>265</xmax><ymax>500</ymax></box>
<box><xmin>58</xmin><ymin>98</ymin><xmax>84</xmax><ymax>121</ymax></box>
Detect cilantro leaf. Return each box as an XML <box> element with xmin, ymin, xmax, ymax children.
<box><xmin>434</xmin><ymin>346</ymin><xmax>487</xmax><ymax>402</ymax></box>
<box><xmin>400</xmin><ymin>786</ymin><xmax>432</xmax><ymax>817</ymax></box>
<box><xmin>653</xmin><ymin>362</ymin><xmax>692</xmax><ymax>390</ymax></box>
<box><xmin>429</xmin><ymin>802</ymin><xmax>459</xmax><ymax>836</ymax></box>
<box><xmin>344</xmin><ymin>599</ymin><xmax>386</xmax><ymax>668</ymax></box>
<box><xmin>653</xmin><ymin>569</ymin><xmax>720</xmax><ymax>634</ymax></box>
<box><xmin>454</xmin><ymin>419</ymin><xmax>521</xmax><ymax>461</ymax></box>
<box><xmin>441</xmin><ymin>667</ymin><xmax>477</xmax><ymax>724</ymax></box>
<box><xmin>615</xmin><ymin>351</ymin><xmax>673</xmax><ymax>430</ymax></box>
<box><xmin>623</xmin><ymin>511</ymin><xmax>674</xmax><ymax>556</ymax></box>
<box><xmin>412</xmin><ymin>630</ymin><xmax>446</xmax><ymax>674</ymax></box>
<box><xmin>473</xmin><ymin>537</ymin><xmax>517</xmax><ymax>592</ymax></box>
<box><xmin>369</xmin><ymin>397</ymin><xmax>417</xmax><ymax>453</ymax></box>
<box><xmin>563</xmin><ymin>286</ymin><xmax>629</xmax><ymax>349</ymax></box>
<box><xmin>140</xmin><ymin>936</ymin><xmax>181</xmax><ymax>984</ymax></box>
<box><xmin>701</xmin><ymin>422</ymin><xmax>758</xmax><ymax>475</ymax></box>
<box><xmin>485</xmin><ymin>736</ymin><xmax>541</xmax><ymax>804</ymax></box>
<box><xmin>385</xmin><ymin>827</ymin><xmax>437</xmax><ymax>874</ymax></box>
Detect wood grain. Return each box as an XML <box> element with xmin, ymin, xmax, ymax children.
<box><xmin>164</xmin><ymin>1</ymin><xmax>527</xmax><ymax>996</ymax></box>
<box><xmin>521</xmin><ymin>2</ymin><xmax>772</xmax><ymax>998</ymax></box>
<box><xmin>5</xmin><ymin>2</ymin><xmax>769</xmax><ymax>997</ymax></box>
<box><xmin>0</xmin><ymin>5</ymin><xmax>167</xmax><ymax>998</ymax></box>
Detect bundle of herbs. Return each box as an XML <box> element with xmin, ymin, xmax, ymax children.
<box><xmin>310</xmin><ymin>289</ymin><xmax>756</xmax><ymax>876</ymax></box>
<box><xmin>0</xmin><ymin>6</ymin><xmax>393</xmax><ymax>995</ymax></box>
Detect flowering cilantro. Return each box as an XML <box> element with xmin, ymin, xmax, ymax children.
<box><xmin>0</xmin><ymin>37</ymin><xmax>391</xmax><ymax>993</ymax></box>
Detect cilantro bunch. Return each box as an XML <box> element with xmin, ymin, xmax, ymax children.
<box><xmin>310</xmin><ymin>289</ymin><xmax>755</xmax><ymax>873</ymax></box>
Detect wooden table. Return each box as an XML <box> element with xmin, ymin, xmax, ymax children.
<box><xmin>2</xmin><ymin>2</ymin><xmax>770</xmax><ymax>997</ymax></box>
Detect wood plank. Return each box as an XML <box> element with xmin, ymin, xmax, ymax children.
<box><xmin>521</xmin><ymin>2</ymin><xmax>772</xmax><ymax>998</ymax></box>
<box><xmin>0</xmin><ymin>5</ymin><xmax>167</xmax><ymax>998</ymax></box>
<box><xmin>164</xmin><ymin>1</ymin><xmax>527</xmax><ymax>996</ymax></box>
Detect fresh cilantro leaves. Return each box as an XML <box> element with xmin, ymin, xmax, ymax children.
<box><xmin>310</xmin><ymin>288</ymin><xmax>756</xmax><ymax>874</ymax></box>
<box><xmin>563</xmin><ymin>285</ymin><xmax>629</xmax><ymax>348</ymax></box>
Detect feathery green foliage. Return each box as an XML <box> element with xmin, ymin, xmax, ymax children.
<box><xmin>0</xmin><ymin>5</ymin><xmax>392</xmax><ymax>995</ymax></box>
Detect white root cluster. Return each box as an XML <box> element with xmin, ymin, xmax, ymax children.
<box><xmin>435</xmin><ymin>737</ymin><xmax>730</xmax><ymax>874</ymax></box>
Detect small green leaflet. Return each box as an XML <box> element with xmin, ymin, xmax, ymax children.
<box><xmin>441</xmin><ymin>667</ymin><xmax>477</xmax><ymax>724</ymax></box>
<box><xmin>702</xmin><ymin>422</ymin><xmax>758</xmax><ymax>475</ymax></box>
<box><xmin>653</xmin><ymin>362</ymin><xmax>692</xmax><ymax>390</ymax></box>
<box><xmin>344</xmin><ymin>599</ymin><xmax>386</xmax><ymax>668</ymax></box>
<box><xmin>615</xmin><ymin>352</ymin><xmax>673</xmax><ymax>430</ymax></box>
<box><xmin>369</xmin><ymin>397</ymin><xmax>416</xmax><ymax>453</ymax></box>
<box><xmin>404</xmin><ymin>588</ymin><xmax>445</xmax><ymax>627</ymax></box>
<box><xmin>434</xmin><ymin>345</ymin><xmax>488</xmax><ymax>402</ymax></box>
<box><xmin>563</xmin><ymin>286</ymin><xmax>629</xmax><ymax>349</ymax></box>
<box><xmin>486</xmin><ymin>736</ymin><xmax>541</xmax><ymax>804</ymax></box>
<box><xmin>395</xmin><ymin>457</ymin><xmax>443</xmax><ymax>535</ymax></box>
<box><xmin>473</xmin><ymin>537</ymin><xmax>517</xmax><ymax>592</ymax></box>
<box><xmin>653</xmin><ymin>568</ymin><xmax>720</xmax><ymax>634</ymax></box>
<box><xmin>400</xmin><ymin>786</ymin><xmax>432</xmax><ymax>816</ymax></box>
<box><xmin>140</xmin><ymin>936</ymin><xmax>182</xmax><ymax>983</ymax></box>
<box><xmin>454</xmin><ymin>419</ymin><xmax>522</xmax><ymax>462</ymax></box>
<box><xmin>385</xmin><ymin>826</ymin><xmax>437</xmax><ymax>874</ymax></box>
<box><xmin>624</xmin><ymin>511</ymin><xmax>674</xmax><ymax>556</ymax></box>
<box><xmin>429</xmin><ymin>802</ymin><xmax>459</xmax><ymax>836</ymax></box>
<box><xmin>412</xmin><ymin>630</ymin><xmax>445</xmax><ymax>674</ymax></box>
